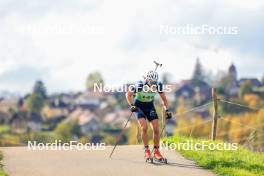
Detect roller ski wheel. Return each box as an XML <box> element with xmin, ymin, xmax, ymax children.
<box><xmin>153</xmin><ymin>148</ymin><xmax>168</xmax><ymax>164</ymax></box>
<box><xmin>145</xmin><ymin>157</ymin><xmax>154</xmax><ymax>163</ymax></box>
<box><xmin>154</xmin><ymin>157</ymin><xmax>168</xmax><ymax>164</ymax></box>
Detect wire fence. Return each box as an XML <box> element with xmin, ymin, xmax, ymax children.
<box><xmin>169</xmin><ymin>97</ymin><xmax>264</xmax><ymax>151</ymax></box>
<box><xmin>175</xmin><ymin>119</ymin><xmax>212</xmax><ymax>134</ymax></box>
<box><xmin>219</xmin><ymin>99</ymin><xmax>261</xmax><ymax>111</ymax></box>
<box><xmin>161</xmin><ymin>102</ymin><xmax>212</xmax><ymax>138</ymax></box>
<box><xmin>174</xmin><ymin>101</ymin><xmax>212</xmax><ymax>117</ymax></box>
<box><xmin>219</xmin><ymin>99</ymin><xmax>263</xmax><ymax>150</ymax></box>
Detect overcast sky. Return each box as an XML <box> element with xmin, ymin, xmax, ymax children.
<box><xmin>0</xmin><ymin>0</ymin><xmax>263</xmax><ymax>94</ymax></box>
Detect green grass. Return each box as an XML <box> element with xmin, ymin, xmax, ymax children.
<box><xmin>163</xmin><ymin>136</ymin><xmax>264</xmax><ymax>176</ymax></box>
<box><xmin>0</xmin><ymin>151</ymin><xmax>7</xmax><ymax>176</ymax></box>
<box><xmin>0</xmin><ymin>125</ymin><xmax>11</xmax><ymax>134</ymax></box>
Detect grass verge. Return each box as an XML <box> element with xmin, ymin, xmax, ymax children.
<box><xmin>0</xmin><ymin>151</ymin><xmax>7</xmax><ymax>176</ymax></box>
<box><xmin>162</xmin><ymin>136</ymin><xmax>264</xmax><ymax>176</ymax></box>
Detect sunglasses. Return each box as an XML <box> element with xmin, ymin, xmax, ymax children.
<box><xmin>148</xmin><ymin>81</ymin><xmax>157</xmax><ymax>85</ymax></box>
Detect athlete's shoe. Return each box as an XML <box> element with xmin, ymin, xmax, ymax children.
<box><xmin>144</xmin><ymin>148</ymin><xmax>151</xmax><ymax>159</ymax></box>
<box><xmin>154</xmin><ymin>148</ymin><xmax>164</xmax><ymax>160</ymax></box>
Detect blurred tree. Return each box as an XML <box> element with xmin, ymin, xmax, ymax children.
<box><xmin>175</xmin><ymin>97</ymin><xmax>186</xmax><ymax>114</ymax></box>
<box><xmin>25</xmin><ymin>80</ymin><xmax>47</xmax><ymax>114</ymax></box>
<box><xmin>86</xmin><ymin>72</ymin><xmax>104</xmax><ymax>91</ymax></box>
<box><xmin>54</xmin><ymin>121</ymin><xmax>80</xmax><ymax>142</ymax></box>
<box><xmin>204</xmin><ymin>70</ymin><xmax>215</xmax><ymax>86</ymax></box>
<box><xmin>33</xmin><ymin>80</ymin><xmax>47</xmax><ymax>98</ymax></box>
<box><xmin>239</xmin><ymin>80</ymin><xmax>253</xmax><ymax>98</ymax></box>
<box><xmin>243</xmin><ymin>94</ymin><xmax>260</xmax><ymax>108</ymax></box>
<box><xmin>176</xmin><ymin>103</ymin><xmax>187</xmax><ymax>115</ymax></box>
<box><xmin>101</xmin><ymin>135</ymin><xmax>116</xmax><ymax>145</ymax></box>
<box><xmin>79</xmin><ymin>136</ymin><xmax>90</xmax><ymax>144</ymax></box>
<box><xmin>173</xmin><ymin>116</ymin><xmax>211</xmax><ymax>138</ymax></box>
<box><xmin>191</xmin><ymin>57</ymin><xmax>205</xmax><ymax>86</ymax></box>
<box><xmin>219</xmin><ymin>75</ymin><xmax>233</xmax><ymax>94</ymax></box>
<box><xmin>21</xmin><ymin>131</ymin><xmax>57</xmax><ymax>144</ymax></box>
<box><xmin>262</xmin><ymin>75</ymin><xmax>264</xmax><ymax>85</ymax></box>
<box><xmin>128</xmin><ymin>120</ymin><xmax>139</xmax><ymax>145</ymax></box>
<box><xmin>25</xmin><ymin>93</ymin><xmax>45</xmax><ymax>113</ymax></box>
<box><xmin>255</xmin><ymin>109</ymin><xmax>264</xmax><ymax>149</ymax></box>
<box><xmin>161</xmin><ymin>72</ymin><xmax>172</xmax><ymax>84</ymax></box>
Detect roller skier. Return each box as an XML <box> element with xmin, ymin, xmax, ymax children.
<box><xmin>126</xmin><ymin>61</ymin><xmax>172</xmax><ymax>163</ymax></box>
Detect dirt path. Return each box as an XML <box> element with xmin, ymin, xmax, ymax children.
<box><xmin>1</xmin><ymin>145</ymin><xmax>216</xmax><ymax>176</ymax></box>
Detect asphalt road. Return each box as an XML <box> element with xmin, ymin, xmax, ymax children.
<box><xmin>1</xmin><ymin>145</ymin><xmax>216</xmax><ymax>176</ymax></box>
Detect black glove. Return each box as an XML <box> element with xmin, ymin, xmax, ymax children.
<box><xmin>130</xmin><ymin>105</ymin><xmax>137</xmax><ymax>112</ymax></box>
<box><xmin>165</xmin><ymin>110</ymin><xmax>172</xmax><ymax>119</ymax></box>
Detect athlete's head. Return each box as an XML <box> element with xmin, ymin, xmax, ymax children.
<box><xmin>145</xmin><ymin>70</ymin><xmax>158</xmax><ymax>85</ymax></box>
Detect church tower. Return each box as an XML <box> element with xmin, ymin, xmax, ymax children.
<box><xmin>228</xmin><ymin>63</ymin><xmax>237</xmax><ymax>81</ymax></box>
<box><xmin>228</xmin><ymin>63</ymin><xmax>239</xmax><ymax>96</ymax></box>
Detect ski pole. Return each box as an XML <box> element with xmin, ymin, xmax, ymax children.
<box><xmin>109</xmin><ymin>112</ymin><xmax>133</xmax><ymax>158</ymax></box>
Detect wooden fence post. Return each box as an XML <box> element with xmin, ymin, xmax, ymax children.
<box><xmin>211</xmin><ymin>88</ymin><xmax>218</xmax><ymax>141</ymax></box>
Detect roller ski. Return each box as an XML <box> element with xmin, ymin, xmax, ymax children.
<box><xmin>144</xmin><ymin>147</ymin><xmax>153</xmax><ymax>163</ymax></box>
<box><xmin>153</xmin><ymin>148</ymin><xmax>168</xmax><ymax>164</ymax></box>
